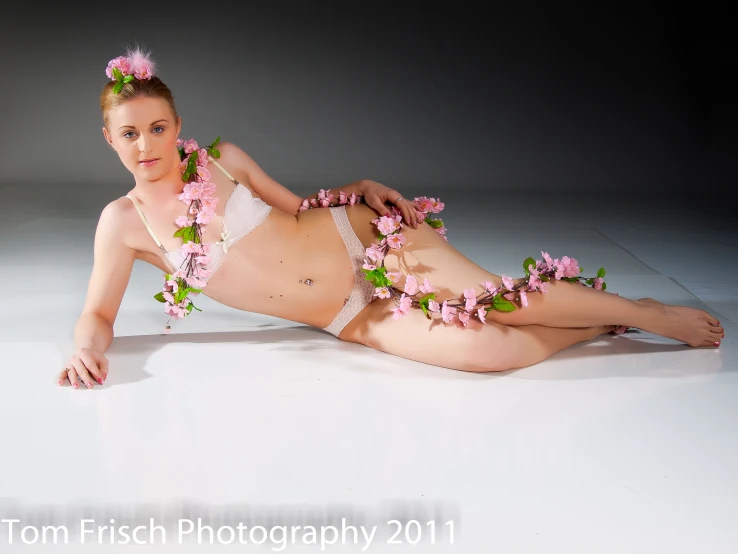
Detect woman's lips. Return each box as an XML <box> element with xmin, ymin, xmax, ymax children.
<box><xmin>139</xmin><ymin>159</ymin><xmax>159</xmax><ymax>167</ymax></box>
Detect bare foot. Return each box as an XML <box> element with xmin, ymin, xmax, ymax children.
<box><xmin>635</xmin><ymin>298</ymin><xmax>724</xmax><ymax>348</ymax></box>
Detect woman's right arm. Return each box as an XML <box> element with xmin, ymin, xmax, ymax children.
<box><xmin>58</xmin><ymin>199</ymin><xmax>136</xmax><ymax>388</ymax></box>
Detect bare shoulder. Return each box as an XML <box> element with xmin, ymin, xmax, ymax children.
<box><xmin>210</xmin><ymin>140</ymin><xmax>260</xmax><ymax>195</ymax></box>
<box><xmin>96</xmin><ymin>196</ymin><xmax>138</xmax><ymax>250</ymax></box>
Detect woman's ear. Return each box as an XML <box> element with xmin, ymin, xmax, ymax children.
<box><xmin>102</xmin><ymin>127</ymin><xmax>114</xmax><ymax>149</ymax></box>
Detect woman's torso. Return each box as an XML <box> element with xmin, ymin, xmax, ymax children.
<box><xmin>120</xmin><ymin>154</ymin><xmax>363</xmax><ymax>330</ymax></box>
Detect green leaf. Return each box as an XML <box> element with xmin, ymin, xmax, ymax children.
<box><xmin>113</xmin><ymin>82</ymin><xmax>123</xmax><ymax>94</ymax></box>
<box><xmin>186</xmin><ymin>303</ymin><xmax>194</xmax><ymax>314</ymax></box>
<box><xmin>212</xmin><ymin>136</ymin><xmax>221</xmax><ymax>147</ymax></box>
<box><xmin>211</xmin><ymin>148</ymin><xmax>220</xmax><ymax>159</ymax></box>
<box><xmin>602</xmin><ymin>282</ymin><xmax>607</xmax><ymax>291</ymax></box>
<box><xmin>522</xmin><ymin>257</ymin><xmax>536</xmax><ymax>275</ymax></box>
<box><xmin>419</xmin><ymin>292</ymin><xmax>436</xmax><ymax>304</ymax></box>
<box><xmin>427</xmin><ymin>219</ymin><xmax>444</xmax><ymax>229</ymax></box>
<box><xmin>112</xmin><ymin>67</ymin><xmax>123</xmax><ymax>80</ymax></box>
<box><xmin>154</xmin><ymin>292</ymin><xmax>166</xmax><ymax>303</ymax></box>
<box><xmin>492</xmin><ymin>294</ymin><xmax>517</xmax><ymax>312</ymax></box>
<box><xmin>596</xmin><ymin>267</ymin><xmax>606</xmax><ymax>278</ymax></box>
<box><xmin>123</xmin><ymin>75</ymin><xmax>134</xmax><ymax>83</ymax></box>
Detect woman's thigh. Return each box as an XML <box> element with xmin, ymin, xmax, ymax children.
<box><xmin>342</xmin><ymin>298</ymin><xmax>509</xmax><ymax>372</ymax></box>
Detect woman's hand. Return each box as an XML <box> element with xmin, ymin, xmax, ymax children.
<box><xmin>57</xmin><ymin>347</ymin><xmax>108</xmax><ymax>389</ymax></box>
<box><xmin>359</xmin><ymin>180</ymin><xmax>425</xmax><ymax>228</ymax></box>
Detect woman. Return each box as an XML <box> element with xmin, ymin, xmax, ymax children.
<box><xmin>58</xmin><ymin>50</ymin><xmax>724</xmax><ymax>388</ymax></box>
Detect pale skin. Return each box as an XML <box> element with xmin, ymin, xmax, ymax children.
<box><xmin>58</xmin><ymin>96</ymin><xmax>725</xmax><ymax>388</ymax></box>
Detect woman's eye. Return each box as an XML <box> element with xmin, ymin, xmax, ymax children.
<box><xmin>123</xmin><ymin>127</ymin><xmax>164</xmax><ymax>139</ymax></box>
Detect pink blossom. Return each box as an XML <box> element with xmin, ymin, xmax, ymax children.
<box><xmin>561</xmin><ymin>256</ymin><xmax>580</xmax><ymax>277</ymax></box>
<box><xmin>541</xmin><ymin>251</ymin><xmax>554</xmax><ymax>270</ymax></box>
<box><xmin>195</xmin><ymin>148</ymin><xmax>210</xmax><ymax>166</ymax></box>
<box><xmin>464</xmin><ymin>288</ymin><xmax>477</xmax><ymax>311</ymax></box>
<box><xmin>176</xmin><ymin>138</ymin><xmax>184</xmax><ymax>148</ymax></box>
<box><xmin>339</xmin><ymin>191</ymin><xmax>348</xmax><ymax>204</ymax></box>
<box><xmin>162</xmin><ymin>291</ymin><xmax>175</xmax><ymax>304</ymax></box>
<box><xmin>458</xmin><ymin>311</ymin><xmax>470</xmax><ymax>326</ymax></box>
<box><xmin>374</xmin><ymin>287</ymin><xmax>391</xmax><ymax>299</ymax></box>
<box><xmin>415</xmin><ymin>197</ymin><xmax>435</xmax><ymax>213</ymax></box>
<box><xmin>519</xmin><ymin>290</ymin><xmax>528</xmax><ymax>307</ymax></box>
<box><xmin>441</xmin><ymin>300</ymin><xmax>457</xmax><ymax>323</ymax></box>
<box><xmin>391</xmin><ymin>294</ymin><xmax>413</xmax><ymax>319</ymax></box>
<box><xmin>195</xmin><ymin>208</ymin><xmax>214</xmax><ymax>225</ymax></box>
<box><xmin>299</xmin><ymin>199</ymin><xmax>310</xmax><ymax>211</ymax></box>
<box><xmin>165</xmin><ymin>303</ymin><xmax>188</xmax><ymax>318</ymax></box>
<box><xmin>404</xmin><ymin>275</ymin><xmax>419</xmax><ymax>295</ymax></box>
<box><xmin>363</xmin><ymin>260</ymin><xmax>376</xmax><ymax>270</ymax></box>
<box><xmin>482</xmin><ymin>280</ymin><xmax>495</xmax><ymax>293</ymax></box>
<box><xmin>528</xmin><ymin>275</ymin><xmax>541</xmax><ymax>291</ymax></box>
<box><xmin>550</xmin><ymin>261</ymin><xmax>563</xmax><ymax>280</ymax></box>
<box><xmin>386</xmin><ymin>271</ymin><xmax>403</xmax><ymax>284</ymax></box>
<box><xmin>365</xmin><ymin>244</ymin><xmax>385</xmax><ymax>263</ymax></box>
<box><xmin>195</xmin><ymin>267</ymin><xmax>213</xmax><ymax>279</ymax></box>
<box><xmin>165</xmin><ymin>279</ymin><xmax>178</xmax><ymax>292</ymax></box>
<box><xmin>349</xmin><ymin>193</ymin><xmax>358</xmax><ymax>205</ymax></box>
<box><xmin>181</xmin><ymin>182</ymin><xmax>206</xmax><ymax>202</ymax></box>
<box><xmin>181</xmin><ymin>242</ymin><xmax>204</xmax><ymax>255</ymax></box>
<box><xmin>377</xmin><ymin>216</ymin><xmax>399</xmax><ymax>235</ymax></box>
<box><xmin>386</xmin><ymin>233</ymin><xmax>407</xmax><ymax>249</ymax></box>
<box><xmin>196</xmin><ymin>166</ymin><xmax>211</xmax><ymax>181</ymax></box>
<box><xmin>477</xmin><ymin>307</ymin><xmax>486</xmax><ymax>324</ymax></box>
<box><xmin>175</xmin><ymin>216</ymin><xmax>191</xmax><ymax>228</ymax></box>
<box><xmin>429</xmin><ymin>198</ymin><xmax>445</xmax><ymax>213</ymax></box>
<box><xmin>419</xmin><ymin>278</ymin><xmax>435</xmax><ymax>294</ymax></box>
<box><xmin>593</xmin><ymin>277</ymin><xmax>604</xmax><ymax>290</ymax></box>
<box><xmin>504</xmin><ymin>292</ymin><xmax>516</xmax><ymax>300</ymax></box>
<box><xmin>428</xmin><ymin>300</ymin><xmax>440</xmax><ymax>312</ymax></box>
<box><xmin>127</xmin><ymin>47</ymin><xmax>156</xmax><ymax>80</ymax></box>
<box><xmin>183</xmin><ymin>139</ymin><xmax>199</xmax><ymax>154</ymax></box>
<box><xmin>195</xmin><ymin>255</ymin><xmax>212</xmax><ymax>266</ymax></box>
<box><xmin>105</xmin><ymin>56</ymin><xmax>131</xmax><ymax>79</ymax></box>
<box><xmin>502</xmin><ymin>275</ymin><xmax>514</xmax><ymax>290</ymax></box>
<box><xmin>435</xmin><ymin>226</ymin><xmax>447</xmax><ymax>235</ymax></box>
<box><xmin>539</xmin><ymin>281</ymin><xmax>550</xmax><ymax>293</ymax></box>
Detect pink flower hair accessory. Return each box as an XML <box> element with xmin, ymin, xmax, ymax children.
<box><xmin>105</xmin><ymin>46</ymin><xmax>156</xmax><ymax>94</ymax></box>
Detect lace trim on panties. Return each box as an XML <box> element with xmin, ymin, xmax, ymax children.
<box><xmin>323</xmin><ymin>206</ymin><xmax>376</xmax><ymax>337</ymax></box>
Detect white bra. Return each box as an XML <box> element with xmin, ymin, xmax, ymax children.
<box><xmin>125</xmin><ymin>156</ymin><xmax>272</xmax><ymax>279</ymax></box>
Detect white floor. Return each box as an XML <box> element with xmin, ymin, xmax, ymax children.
<box><xmin>1</xmin><ymin>185</ymin><xmax>736</xmax><ymax>553</ymax></box>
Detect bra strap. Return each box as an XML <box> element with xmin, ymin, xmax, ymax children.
<box><xmin>125</xmin><ymin>194</ymin><xmax>168</xmax><ymax>253</ymax></box>
<box><xmin>207</xmin><ymin>155</ymin><xmax>239</xmax><ymax>184</ymax></box>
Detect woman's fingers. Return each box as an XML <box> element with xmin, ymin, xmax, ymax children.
<box><xmin>65</xmin><ymin>356</ymin><xmax>95</xmax><ymax>389</ymax></box>
<box><xmin>79</xmin><ymin>350</ymin><xmax>106</xmax><ymax>385</ymax></box>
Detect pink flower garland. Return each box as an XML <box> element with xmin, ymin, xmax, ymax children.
<box><xmin>154</xmin><ymin>137</ymin><xmax>223</xmax><ymax>332</ymax></box>
<box><xmin>362</xmin><ymin>201</ymin><xmax>608</xmax><ymax>325</ymax></box>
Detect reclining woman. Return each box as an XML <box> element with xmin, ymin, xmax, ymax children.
<box><xmin>57</xmin><ymin>48</ymin><xmax>724</xmax><ymax>389</ymax></box>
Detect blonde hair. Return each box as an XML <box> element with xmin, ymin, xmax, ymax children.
<box><xmin>100</xmin><ymin>75</ymin><xmax>179</xmax><ymax>129</ymax></box>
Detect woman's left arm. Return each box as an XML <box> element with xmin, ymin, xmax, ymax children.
<box><xmin>218</xmin><ymin>142</ymin><xmax>422</xmax><ymax>226</ymax></box>
<box><xmin>217</xmin><ymin>141</ymin><xmax>304</xmax><ymax>215</ymax></box>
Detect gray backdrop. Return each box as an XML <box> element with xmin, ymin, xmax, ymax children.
<box><xmin>1</xmin><ymin>5</ymin><xmax>735</xmax><ymax>204</ymax></box>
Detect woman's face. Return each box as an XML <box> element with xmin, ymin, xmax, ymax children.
<box><xmin>103</xmin><ymin>96</ymin><xmax>182</xmax><ymax>182</ymax></box>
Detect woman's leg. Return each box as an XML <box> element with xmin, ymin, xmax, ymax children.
<box><xmin>484</xmin><ymin>281</ymin><xmax>724</xmax><ymax>348</ymax></box>
<box><xmin>477</xmin><ymin>323</ymin><xmax>617</xmax><ymax>372</ymax></box>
